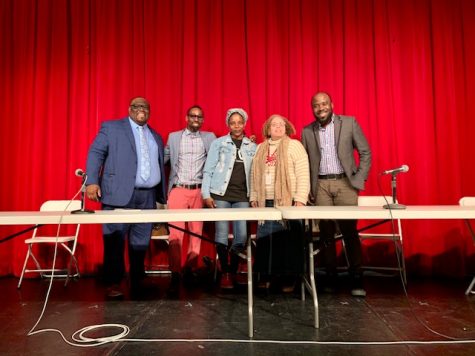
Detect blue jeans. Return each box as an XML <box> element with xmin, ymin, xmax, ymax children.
<box><xmin>215</xmin><ymin>200</ymin><xmax>249</xmax><ymax>251</ymax></box>
<box><xmin>256</xmin><ymin>199</ymin><xmax>285</xmax><ymax>240</ymax></box>
<box><xmin>256</xmin><ymin>220</ymin><xmax>286</xmax><ymax>239</ymax></box>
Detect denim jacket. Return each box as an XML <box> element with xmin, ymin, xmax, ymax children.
<box><xmin>201</xmin><ymin>134</ymin><xmax>257</xmax><ymax>199</ymax></box>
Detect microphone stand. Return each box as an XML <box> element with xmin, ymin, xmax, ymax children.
<box><xmin>72</xmin><ymin>175</ymin><xmax>95</xmax><ymax>214</ymax></box>
<box><xmin>383</xmin><ymin>173</ymin><xmax>406</xmax><ymax>210</ymax></box>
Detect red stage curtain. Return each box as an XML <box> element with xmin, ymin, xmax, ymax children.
<box><xmin>1</xmin><ymin>0</ymin><xmax>475</xmax><ymax>277</ymax></box>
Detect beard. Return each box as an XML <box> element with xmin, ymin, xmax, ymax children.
<box><xmin>315</xmin><ymin>110</ymin><xmax>333</xmax><ymax>126</ymax></box>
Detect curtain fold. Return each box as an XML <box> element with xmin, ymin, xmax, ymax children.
<box><xmin>1</xmin><ymin>0</ymin><xmax>474</xmax><ymax>277</ymax></box>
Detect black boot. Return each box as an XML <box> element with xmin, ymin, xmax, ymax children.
<box><xmin>229</xmin><ymin>248</ymin><xmax>241</xmax><ymax>275</ymax></box>
<box><xmin>217</xmin><ymin>244</ymin><xmax>234</xmax><ymax>289</ymax></box>
<box><xmin>322</xmin><ymin>270</ymin><xmax>338</xmax><ymax>294</ymax></box>
<box><xmin>216</xmin><ymin>243</ymin><xmax>229</xmax><ymax>274</ymax></box>
<box><xmin>230</xmin><ymin>248</ymin><xmax>247</xmax><ymax>285</ymax></box>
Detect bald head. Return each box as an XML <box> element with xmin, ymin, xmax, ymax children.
<box><xmin>128</xmin><ymin>97</ymin><xmax>151</xmax><ymax>126</ymax></box>
<box><xmin>311</xmin><ymin>92</ymin><xmax>334</xmax><ymax>126</ymax></box>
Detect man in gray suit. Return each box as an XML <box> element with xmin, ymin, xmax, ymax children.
<box><xmin>86</xmin><ymin>97</ymin><xmax>167</xmax><ymax>298</ymax></box>
<box><xmin>302</xmin><ymin>92</ymin><xmax>371</xmax><ymax>297</ymax></box>
<box><xmin>164</xmin><ymin>105</ymin><xmax>216</xmax><ymax>289</ymax></box>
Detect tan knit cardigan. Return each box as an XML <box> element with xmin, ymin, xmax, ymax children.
<box><xmin>250</xmin><ymin>138</ymin><xmax>310</xmax><ymax>206</ymax></box>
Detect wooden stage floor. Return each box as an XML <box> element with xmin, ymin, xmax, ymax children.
<box><xmin>2</xmin><ymin>274</ymin><xmax>475</xmax><ymax>355</ymax></box>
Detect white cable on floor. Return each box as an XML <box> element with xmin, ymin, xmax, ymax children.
<box><xmin>25</xmin><ymin>182</ymin><xmax>131</xmax><ymax>347</ymax></box>
<box><xmin>27</xmin><ymin>190</ymin><xmax>80</xmax><ymax>336</ymax></box>
<box><xmin>25</xmin><ymin>182</ymin><xmax>475</xmax><ymax>347</ymax></box>
<box><xmin>377</xmin><ymin>180</ymin><xmax>468</xmax><ymax>341</ymax></box>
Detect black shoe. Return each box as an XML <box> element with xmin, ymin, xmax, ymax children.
<box><xmin>168</xmin><ymin>272</ymin><xmax>180</xmax><ymax>295</ymax></box>
<box><xmin>202</xmin><ymin>255</ymin><xmax>215</xmax><ymax>273</ymax></box>
<box><xmin>320</xmin><ymin>272</ymin><xmax>338</xmax><ymax>294</ymax></box>
<box><xmin>130</xmin><ymin>275</ymin><xmax>144</xmax><ymax>292</ymax></box>
<box><xmin>182</xmin><ymin>266</ymin><xmax>200</xmax><ymax>286</ymax></box>
<box><xmin>350</xmin><ymin>274</ymin><xmax>366</xmax><ymax>297</ymax></box>
<box><xmin>130</xmin><ymin>276</ymin><xmax>156</xmax><ymax>299</ymax></box>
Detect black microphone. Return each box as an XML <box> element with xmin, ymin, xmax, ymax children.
<box><xmin>382</xmin><ymin>165</ymin><xmax>409</xmax><ymax>175</ymax></box>
<box><xmin>72</xmin><ymin>168</ymin><xmax>94</xmax><ymax>214</ymax></box>
<box><xmin>75</xmin><ymin>168</ymin><xmax>86</xmax><ymax>177</ymax></box>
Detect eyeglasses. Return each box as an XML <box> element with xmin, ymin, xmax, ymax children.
<box><xmin>130</xmin><ymin>104</ymin><xmax>150</xmax><ymax>112</ymax></box>
<box><xmin>188</xmin><ymin>114</ymin><xmax>204</xmax><ymax>120</ymax></box>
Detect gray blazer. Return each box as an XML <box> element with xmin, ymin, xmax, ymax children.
<box><xmin>164</xmin><ymin>130</ymin><xmax>216</xmax><ymax>193</ymax></box>
<box><xmin>301</xmin><ymin>115</ymin><xmax>371</xmax><ymax>200</ymax></box>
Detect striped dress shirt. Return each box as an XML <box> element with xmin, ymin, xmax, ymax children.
<box><xmin>318</xmin><ymin>117</ymin><xmax>345</xmax><ymax>175</ymax></box>
<box><xmin>176</xmin><ymin>129</ymin><xmax>206</xmax><ymax>184</ymax></box>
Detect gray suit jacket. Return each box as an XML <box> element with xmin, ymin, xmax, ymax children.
<box><xmin>164</xmin><ymin>130</ymin><xmax>216</xmax><ymax>193</ymax></box>
<box><xmin>301</xmin><ymin>115</ymin><xmax>371</xmax><ymax>200</ymax></box>
<box><xmin>86</xmin><ymin>118</ymin><xmax>167</xmax><ymax>206</ymax></box>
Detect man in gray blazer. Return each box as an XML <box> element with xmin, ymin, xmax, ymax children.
<box><xmin>164</xmin><ymin>105</ymin><xmax>216</xmax><ymax>289</ymax></box>
<box><xmin>302</xmin><ymin>92</ymin><xmax>371</xmax><ymax>297</ymax></box>
<box><xmin>86</xmin><ymin>97</ymin><xmax>167</xmax><ymax>298</ymax></box>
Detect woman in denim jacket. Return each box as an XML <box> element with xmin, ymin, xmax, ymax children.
<box><xmin>202</xmin><ymin>108</ymin><xmax>257</xmax><ymax>289</ymax></box>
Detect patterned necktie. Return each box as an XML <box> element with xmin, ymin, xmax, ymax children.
<box><xmin>138</xmin><ymin>126</ymin><xmax>151</xmax><ymax>181</ymax></box>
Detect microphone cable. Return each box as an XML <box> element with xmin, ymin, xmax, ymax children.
<box><xmin>26</xmin><ymin>179</ymin><xmax>131</xmax><ymax>347</ymax></box>
<box><xmin>24</xmin><ymin>175</ymin><xmax>475</xmax><ymax>347</ymax></box>
<box><xmin>374</xmin><ymin>174</ymin><xmax>466</xmax><ymax>341</ymax></box>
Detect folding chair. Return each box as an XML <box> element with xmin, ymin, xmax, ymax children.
<box><xmin>145</xmin><ymin>203</ymin><xmax>172</xmax><ymax>274</ymax></box>
<box><xmin>17</xmin><ymin>200</ymin><xmax>81</xmax><ymax>288</ymax></box>
<box><xmin>459</xmin><ymin>197</ymin><xmax>475</xmax><ymax>295</ymax></box>
<box><xmin>145</xmin><ymin>223</ymin><xmax>172</xmax><ymax>274</ymax></box>
<box><xmin>358</xmin><ymin>195</ymin><xmax>407</xmax><ymax>284</ymax></box>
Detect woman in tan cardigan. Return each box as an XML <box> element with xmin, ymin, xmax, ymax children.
<box><xmin>250</xmin><ymin>114</ymin><xmax>310</xmax><ymax>291</ymax></box>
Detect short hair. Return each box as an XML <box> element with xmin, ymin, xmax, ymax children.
<box><xmin>262</xmin><ymin>114</ymin><xmax>296</xmax><ymax>139</ymax></box>
<box><xmin>187</xmin><ymin>105</ymin><xmax>204</xmax><ymax>116</ymax></box>
<box><xmin>311</xmin><ymin>91</ymin><xmax>332</xmax><ymax>105</ymax></box>
<box><xmin>129</xmin><ymin>96</ymin><xmax>149</xmax><ymax>105</ymax></box>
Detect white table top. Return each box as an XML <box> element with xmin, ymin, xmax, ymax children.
<box><xmin>277</xmin><ymin>205</ymin><xmax>475</xmax><ymax>220</ymax></box>
<box><xmin>0</xmin><ymin>207</ymin><xmax>282</xmax><ymax>225</ymax></box>
<box><xmin>1</xmin><ymin>205</ymin><xmax>474</xmax><ymax>226</ymax></box>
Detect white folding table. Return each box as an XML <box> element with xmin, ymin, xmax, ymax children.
<box><xmin>3</xmin><ymin>205</ymin><xmax>475</xmax><ymax>336</ymax></box>
<box><xmin>277</xmin><ymin>205</ymin><xmax>475</xmax><ymax>329</ymax></box>
<box><xmin>0</xmin><ymin>207</ymin><xmax>282</xmax><ymax>338</ymax></box>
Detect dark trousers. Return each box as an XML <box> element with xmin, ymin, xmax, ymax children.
<box><xmin>102</xmin><ymin>188</ymin><xmax>156</xmax><ymax>285</ymax></box>
<box><xmin>254</xmin><ymin>200</ymin><xmax>305</xmax><ymax>276</ymax></box>
<box><xmin>319</xmin><ymin>219</ymin><xmax>362</xmax><ymax>276</ymax></box>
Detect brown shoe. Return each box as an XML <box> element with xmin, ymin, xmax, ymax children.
<box><xmin>281</xmin><ymin>282</ymin><xmax>296</xmax><ymax>293</ymax></box>
<box><xmin>257</xmin><ymin>280</ymin><xmax>271</xmax><ymax>290</ymax></box>
<box><xmin>281</xmin><ymin>276</ymin><xmax>297</xmax><ymax>293</ymax></box>
<box><xmin>106</xmin><ymin>284</ymin><xmax>124</xmax><ymax>299</ymax></box>
<box><xmin>220</xmin><ymin>273</ymin><xmax>234</xmax><ymax>289</ymax></box>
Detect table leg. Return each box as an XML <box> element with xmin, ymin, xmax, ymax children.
<box><xmin>247</xmin><ymin>241</ymin><xmax>254</xmax><ymax>337</ymax></box>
